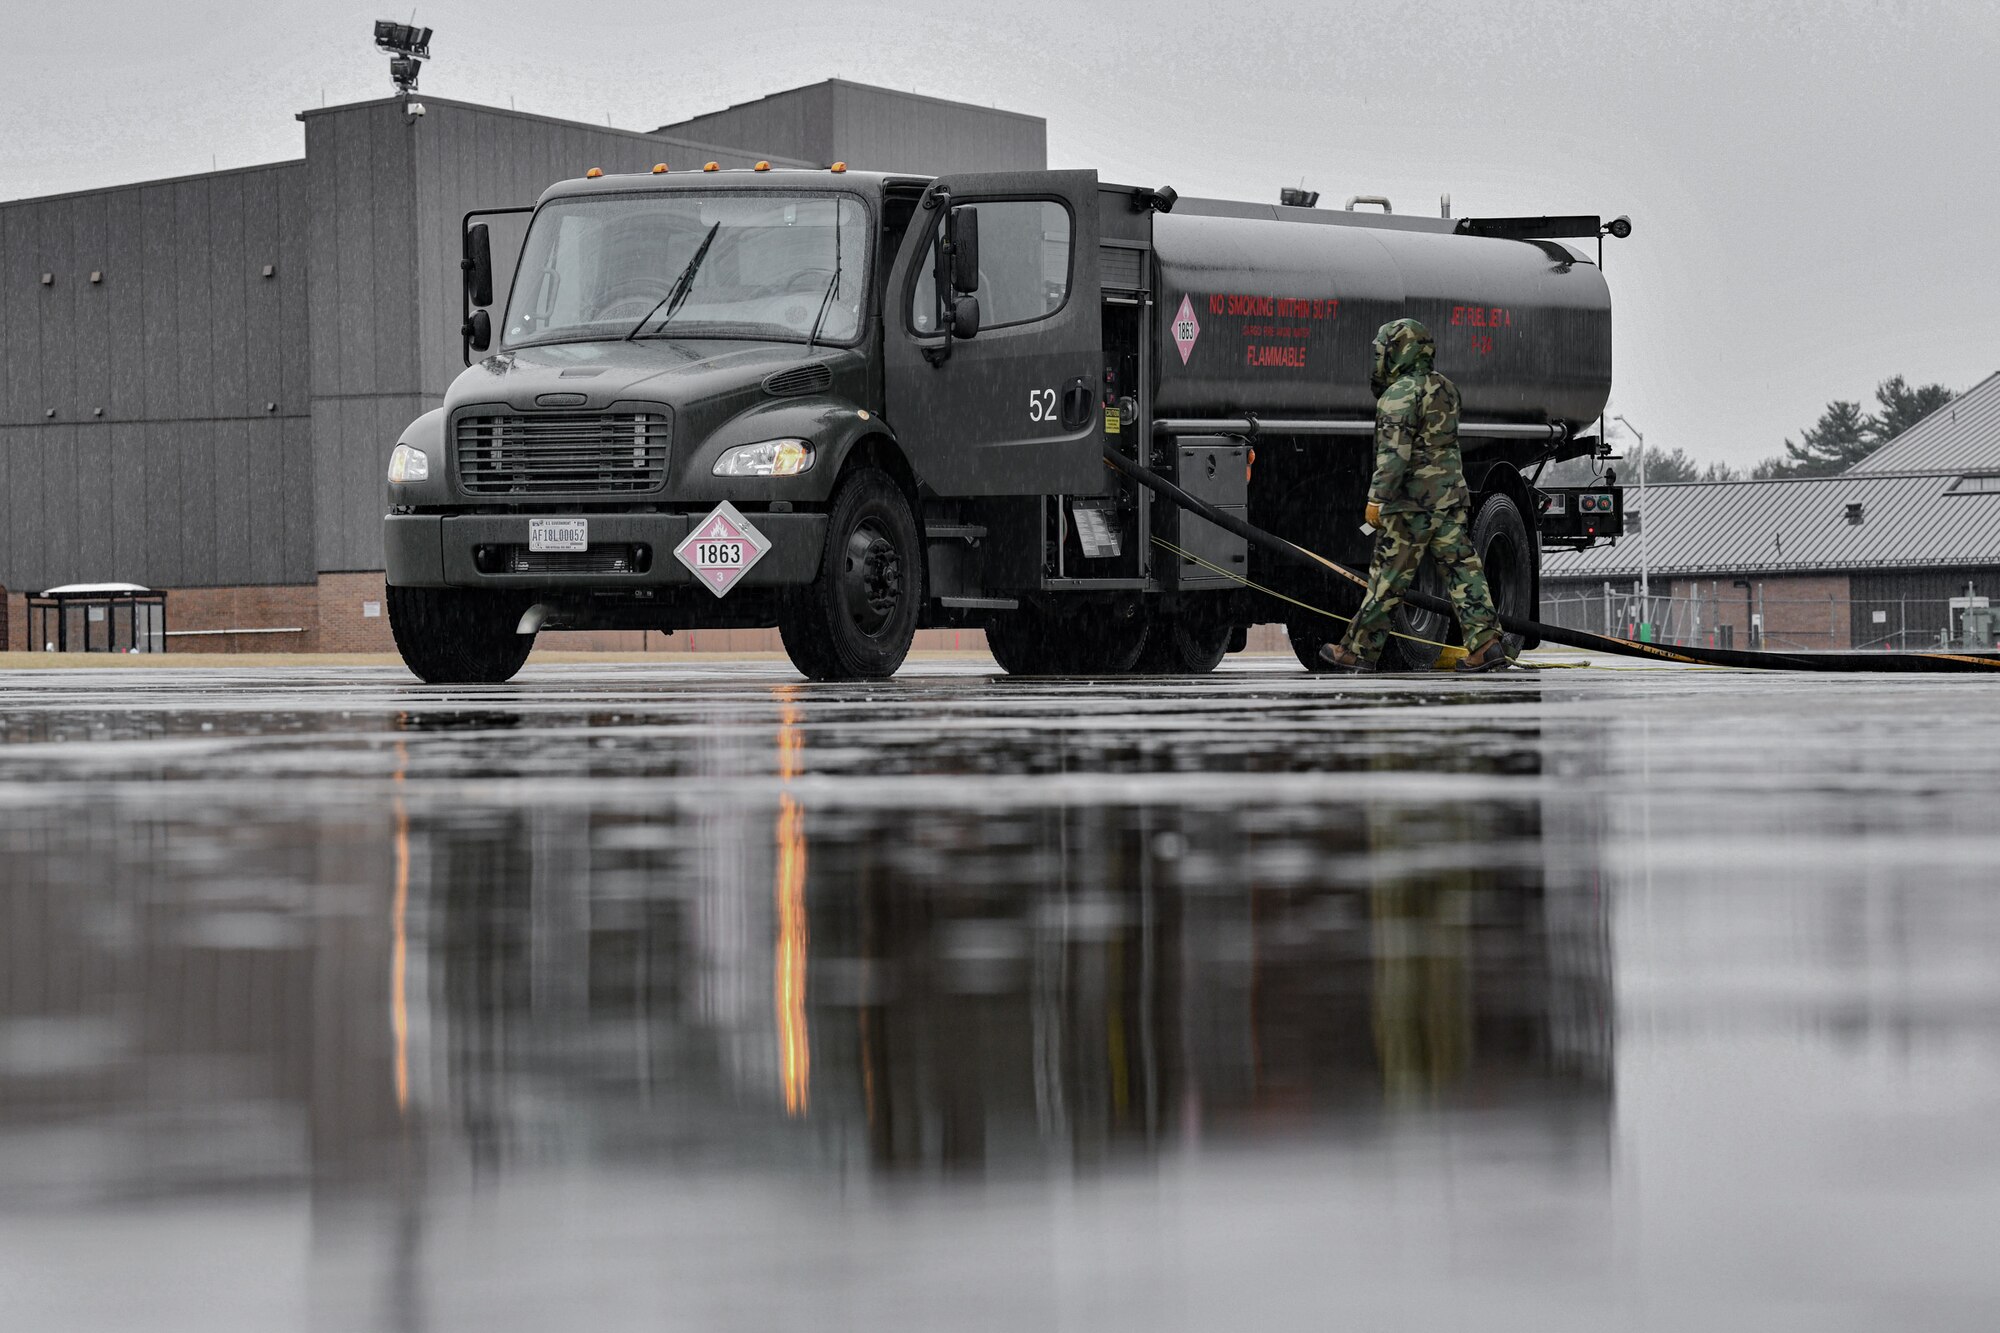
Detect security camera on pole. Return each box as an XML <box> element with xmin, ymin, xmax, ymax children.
<box><xmin>1613</xmin><ymin>413</ymin><xmax>1650</xmax><ymax>640</ymax></box>
<box><xmin>373</xmin><ymin>20</ymin><xmax>433</xmax><ymax>118</ymax></box>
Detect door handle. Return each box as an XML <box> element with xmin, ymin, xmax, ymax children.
<box><xmin>1059</xmin><ymin>377</ymin><xmax>1092</xmax><ymax>431</ymax></box>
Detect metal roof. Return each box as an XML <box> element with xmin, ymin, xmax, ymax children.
<box><xmin>1849</xmin><ymin>369</ymin><xmax>2000</xmax><ymax>474</ymax></box>
<box><xmin>1542</xmin><ymin>471</ymin><xmax>2000</xmax><ymax>580</ymax></box>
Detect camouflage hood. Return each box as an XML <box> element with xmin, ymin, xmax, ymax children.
<box><xmin>1370</xmin><ymin>318</ymin><xmax>1436</xmax><ymax>399</ymax></box>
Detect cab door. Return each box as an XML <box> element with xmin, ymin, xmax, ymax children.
<box><xmin>882</xmin><ymin>170</ymin><xmax>1103</xmax><ymax>496</ymax></box>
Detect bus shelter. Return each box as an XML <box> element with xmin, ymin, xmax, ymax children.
<box><xmin>29</xmin><ymin>584</ymin><xmax>168</xmax><ymax>653</ymax></box>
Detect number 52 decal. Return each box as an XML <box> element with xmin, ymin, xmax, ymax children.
<box><xmin>1026</xmin><ymin>387</ymin><xmax>1058</xmax><ymax>422</ymax></box>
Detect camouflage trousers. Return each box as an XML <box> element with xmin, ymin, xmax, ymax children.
<box><xmin>1340</xmin><ymin>505</ymin><xmax>1502</xmax><ymax>663</ymax></box>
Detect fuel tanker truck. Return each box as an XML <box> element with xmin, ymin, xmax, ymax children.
<box><xmin>383</xmin><ymin>167</ymin><xmax>1624</xmax><ymax>681</ymax></box>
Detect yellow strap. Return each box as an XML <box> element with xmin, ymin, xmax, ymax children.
<box><xmin>1149</xmin><ymin>535</ymin><xmax>1468</xmax><ymax>662</ymax></box>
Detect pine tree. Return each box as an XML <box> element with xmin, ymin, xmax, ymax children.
<box><xmin>1768</xmin><ymin>400</ymin><xmax>1873</xmax><ymax>477</ymax></box>
<box><xmin>1869</xmin><ymin>375</ymin><xmax>1954</xmax><ymax>442</ymax></box>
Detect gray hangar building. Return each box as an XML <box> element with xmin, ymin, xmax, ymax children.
<box><xmin>0</xmin><ymin>80</ymin><xmax>1044</xmax><ymax>652</ymax></box>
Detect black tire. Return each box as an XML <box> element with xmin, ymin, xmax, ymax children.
<box><xmin>1470</xmin><ymin>493</ymin><xmax>1533</xmax><ymax>660</ymax></box>
<box><xmin>779</xmin><ymin>467</ymin><xmax>923</xmax><ymax>681</ymax></box>
<box><xmin>1382</xmin><ymin>556</ymin><xmax>1450</xmax><ymax>673</ymax></box>
<box><xmin>1066</xmin><ymin>602</ymin><xmax>1150</xmax><ymax>674</ymax></box>
<box><xmin>1138</xmin><ymin>612</ymin><xmax>1231</xmax><ymax>674</ymax></box>
<box><xmin>1378</xmin><ymin>493</ymin><xmax>1533</xmax><ymax>671</ymax></box>
<box><xmin>1288</xmin><ymin>619</ymin><xmax>1336</xmax><ymax>672</ymax></box>
<box><xmin>985</xmin><ymin>608</ymin><xmax>1052</xmax><ymax>675</ymax></box>
<box><xmin>387</xmin><ymin>585</ymin><xmax>535</xmax><ymax>684</ymax></box>
<box><xmin>986</xmin><ymin>601</ymin><xmax>1148</xmax><ymax>676</ymax></box>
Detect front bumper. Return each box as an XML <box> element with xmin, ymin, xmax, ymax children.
<box><xmin>384</xmin><ymin>511</ymin><xmax>828</xmax><ymax>590</ymax></box>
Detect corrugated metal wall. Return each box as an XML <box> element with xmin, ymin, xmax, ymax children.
<box><xmin>656</xmin><ymin>79</ymin><xmax>1047</xmax><ymax>175</ymax></box>
<box><xmin>409</xmin><ymin>100</ymin><xmax>802</xmax><ymax>404</ymax></box>
<box><xmin>301</xmin><ymin>101</ymin><xmax>423</xmax><ymax>574</ymax></box>
<box><xmin>2</xmin><ymin>87</ymin><xmax>1047</xmax><ymax>595</ymax></box>
<box><xmin>828</xmin><ymin>82</ymin><xmax>1045</xmax><ymax>175</ymax></box>
<box><xmin>1850</xmin><ymin>567</ymin><xmax>2000</xmax><ymax>649</ymax></box>
<box><xmin>0</xmin><ymin>162</ymin><xmax>313</xmax><ymax>593</ymax></box>
<box><xmin>302</xmin><ymin>98</ymin><xmax>815</xmax><ymax>575</ymax></box>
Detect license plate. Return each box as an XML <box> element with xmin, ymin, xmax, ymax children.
<box><xmin>529</xmin><ymin>518</ymin><xmax>588</xmax><ymax>552</ymax></box>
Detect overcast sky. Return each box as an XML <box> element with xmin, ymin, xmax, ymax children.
<box><xmin>4</xmin><ymin>0</ymin><xmax>1992</xmax><ymax>469</ymax></box>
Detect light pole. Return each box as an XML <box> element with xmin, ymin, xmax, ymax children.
<box><xmin>1613</xmin><ymin>413</ymin><xmax>1650</xmax><ymax>636</ymax></box>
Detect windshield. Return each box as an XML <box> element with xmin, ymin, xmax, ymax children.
<box><xmin>503</xmin><ymin>192</ymin><xmax>870</xmax><ymax>348</ymax></box>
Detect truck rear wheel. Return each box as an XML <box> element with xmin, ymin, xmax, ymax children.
<box><xmin>1137</xmin><ymin>612</ymin><xmax>1231</xmax><ymax>674</ymax></box>
<box><xmin>1470</xmin><ymin>493</ymin><xmax>1532</xmax><ymax>660</ymax></box>
<box><xmin>984</xmin><ymin>608</ymin><xmax>1057</xmax><ymax>675</ymax></box>
<box><xmin>1288</xmin><ymin>619</ymin><xmax>1338</xmax><ymax>672</ymax></box>
<box><xmin>1382</xmin><ymin>558</ymin><xmax>1450</xmax><ymax>672</ymax></box>
<box><xmin>1379</xmin><ymin>493</ymin><xmax>1532</xmax><ymax>671</ymax></box>
<box><xmin>387</xmin><ymin>586</ymin><xmax>534</xmax><ymax>684</ymax></box>
<box><xmin>779</xmin><ymin>467</ymin><xmax>923</xmax><ymax>681</ymax></box>
<box><xmin>986</xmin><ymin>601</ymin><xmax>1148</xmax><ymax>675</ymax></box>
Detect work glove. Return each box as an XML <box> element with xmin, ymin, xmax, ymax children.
<box><xmin>1364</xmin><ymin>501</ymin><xmax>1382</xmax><ymax>528</ymax></box>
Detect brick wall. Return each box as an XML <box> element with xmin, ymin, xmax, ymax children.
<box><xmin>1670</xmin><ymin>574</ymin><xmax>1854</xmax><ymax>650</ymax></box>
<box><xmin>315</xmin><ymin>573</ymin><xmax>396</xmax><ymax>653</ymax></box>
<box><xmin>3</xmin><ymin>573</ymin><xmax>1317</xmax><ymax>659</ymax></box>
<box><xmin>3</xmin><ymin>584</ymin><xmax>317</xmax><ymax>655</ymax></box>
<box><xmin>163</xmin><ymin>585</ymin><xmax>321</xmax><ymax>653</ymax></box>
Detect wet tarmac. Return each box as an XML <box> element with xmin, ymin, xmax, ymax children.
<box><xmin>2</xmin><ymin>658</ymin><xmax>1997</xmax><ymax>1330</ymax></box>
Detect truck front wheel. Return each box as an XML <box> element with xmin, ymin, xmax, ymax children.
<box><xmin>779</xmin><ymin>467</ymin><xmax>923</xmax><ymax>681</ymax></box>
<box><xmin>387</xmin><ymin>586</ymin><xmax>534</xmax><ymax>684</ymax></box>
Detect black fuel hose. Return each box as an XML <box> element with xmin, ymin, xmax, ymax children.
<box><xmin>1105</xmin><ymin>446</ymin><xmax>2000</xmax><ymax>673</ymax></box>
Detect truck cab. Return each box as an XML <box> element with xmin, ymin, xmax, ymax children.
<box><xmin>384</xmin><ymin>166</ymin><xmax>1615</xmax><ymax>682</ymax></box>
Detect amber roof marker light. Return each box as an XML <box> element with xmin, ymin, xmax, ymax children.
<box><xmin>585</xmin><ymin>167</ymin><xmax>603</xmax><ymax>178</ymax></box>
<box><xmin>651</xmin><ymin>163</ymin><xmax>669</xmax><ymax>174</ymax></box>
<box><xmin>830</xmin><ymin>162</ymin><xmax>847</xmax><ymax>173</ymax></box>
<box><xmin>754</xmin><ymin>161</ymin><xmax>771</xmax><ymax>172</ymax></box>
<box><xmin>703</xmin><ymin>161</ymin><xmax>719</xmax><ymax>172</ymax></box>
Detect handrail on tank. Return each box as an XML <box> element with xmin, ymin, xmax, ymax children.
<box><xmin>1345</xmin><ymin>195</ymin><xmax>1393</xmax><ymax>213</ymax></box>
<box><xmin>1152</xmin><ymin>417</ymin><xmax>1568</xmax><ymax>441</ymax></box>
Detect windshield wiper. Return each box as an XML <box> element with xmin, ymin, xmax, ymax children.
<box><xmin>804</xmin><ymin>273</ymin><xmax>840</xmax><ymax>352</ymax></box>
<box><xmin>806</xmin><ymin>203</ymin><xmax>844</xmax><ymax>353</ymax></box>
<box><xmin>625</xmin><ymin>221</ymin><xmax>721</xmax><ymax>342</ymax></box>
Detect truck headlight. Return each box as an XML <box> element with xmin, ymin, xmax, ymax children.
<box><xmin>387</xmin><ymin>443</ymin><xmax>430</xmax><ymax>483</ymax></box>
<box><xmin>713</xmin><ymin>439</ymin><xmax>814</xmax><ymax>477</ymax></box>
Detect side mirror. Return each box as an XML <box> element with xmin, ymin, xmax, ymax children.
<box><xmin>946</xmin><ymin>205</ymin><xmax>979</xmax><ymax>294</ymax></box>
<box><xmin>463</xmin><ymin>308</ymin><xmax>491</xmax><ymax>353</ymax></box>
<box><xmin>949</xmin><ymin>295</ymin><xmax>980</xmax><ymax>341</ymax></box>
<box><xmin>463</xmin><ymin>223</ymin><xmax>494</xmax><ymax>308</ymax></box>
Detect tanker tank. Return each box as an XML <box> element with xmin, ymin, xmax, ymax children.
<box><xmin>1152</xmin><ymin>203</ymin><xmax>1611</xmax><ymax>433</ymax></box>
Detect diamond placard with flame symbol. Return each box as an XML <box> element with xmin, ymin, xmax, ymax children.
<box><xmin>674</xmin><ymin>501</ymin><xmax>771</xmax><ymax>597</ymax></box>
<box><xmin>1172</xmin><ymin>294</ymin><xmax>1201</xmax><ymax>365</ymax></box>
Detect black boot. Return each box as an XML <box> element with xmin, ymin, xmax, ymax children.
<box><xmin>1319</xmin><ymin>644</ymin><xmax>1377</xmax><ymax>674</ymax></box>
<box><xmin>1454</xmin><ymin>639</ymin><xmax>1511</xmax><ymax>673</ymax></box>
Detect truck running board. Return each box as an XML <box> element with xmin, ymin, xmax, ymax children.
<box><xmin>938</xmin><ymin>596</ymin><xmax>1019</xmax><ymax>611</ymax></box>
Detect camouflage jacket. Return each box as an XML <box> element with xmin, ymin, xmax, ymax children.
<box><xmin>1366</xmin><ymin>318</ymin><xmax>1469</xmax><ymax>515</ymax></box>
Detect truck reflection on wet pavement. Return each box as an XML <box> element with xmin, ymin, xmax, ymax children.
<box><xmin>1</xmin><ymin>662</ymin><xmax>1996</xmax><ymax>1330</ymax></box>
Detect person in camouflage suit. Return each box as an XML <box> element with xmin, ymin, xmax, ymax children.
<box><xmin>1321</xmin><ymin>317</ymin><xmax>1510</xmax><ymax>673</ymax></box>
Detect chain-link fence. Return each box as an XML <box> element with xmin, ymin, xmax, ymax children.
<box><xmin>1539</xmin><ymin>585</ymin><xmax>2000</xmax><ymax>652</ymax></box>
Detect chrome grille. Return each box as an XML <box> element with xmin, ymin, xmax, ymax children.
<box><xmin>455</xmin><ymin>412</ymin><xmax>669</xmax><ymax>496</ymax></box>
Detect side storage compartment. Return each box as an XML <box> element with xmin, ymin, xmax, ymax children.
<box><xmin>1167</xmin><ymin>438</ymin><xmax>1249</xmax><ymax>588</ymax></box>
